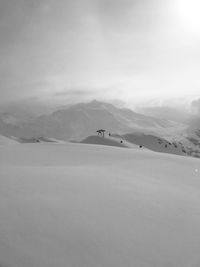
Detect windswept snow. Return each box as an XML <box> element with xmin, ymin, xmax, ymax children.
<box><xmin>0</xmin><ymin>142</ymin><xmax>200</xmax><ymax>267</ymax></box>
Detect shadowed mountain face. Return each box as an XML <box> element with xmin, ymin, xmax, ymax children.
<box><xmin>122</xmin><ymin>133</ymin><xmax>186</xmax><ymax>156</ymax></box>
<box><xmin>0</xmin><ymin>100</ymin><xmax>186</xmax><ymax>141</ymax></box>
<box><xmin>79</xmin><ymin>133</ymin><xmax>187</xmax><ymax>157</ymax></box>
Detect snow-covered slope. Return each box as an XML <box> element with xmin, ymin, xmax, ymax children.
<box><xmin>174</xmin><ymin>123</ymin><xmax>200</xmax><ymax>158</ymax></box>
<box><xmin>122</xmin><ymin>133</ymin><xmax>187</xmax><ymax>156</ymax></box>
<box><xmin>0</xmin><ymin>134</ymin><xmax>18</xmax><ymax>145</ymax></box>
<box><xmin>84</xmin><ymin>132</ymin><xmax>186</xmax><ymax>156</ymax></box>
<box><xmin>0</xmin><ymin>142</ymin><xmax>200</xmax><ymax>267</ymax></box>
<box><xmin>81</xmin><ymin>135</ymin><xmax>127</xmax><ymax>147</ymax></box>
<box><xmin>81</xmin><ymin>135</ymin><xmax>148</xmax><ymax>150</ymax></box>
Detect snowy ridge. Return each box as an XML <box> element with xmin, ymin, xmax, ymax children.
<box><xmin>80</xmin><ymin>133</ymin><xmax>187</xmax><ymax>156</ymax></box>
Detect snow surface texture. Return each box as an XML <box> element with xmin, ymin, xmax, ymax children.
<box><xmin>0</xmin><ymin>142</ymin><xmax>200</xmax><ymax>267</ymax></box>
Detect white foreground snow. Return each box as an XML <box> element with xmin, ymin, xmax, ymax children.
<box><xmin>0</xmin><ymin>143</ymin><xmax>200</xmax><ymax>267</ymax></box>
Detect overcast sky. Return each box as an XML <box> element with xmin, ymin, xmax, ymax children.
<box><xmin>0</xmin><ymin>0</ymin><xmax>200</xmax><ymax>104</ymax></box>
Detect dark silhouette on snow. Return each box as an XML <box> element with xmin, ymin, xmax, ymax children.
<box><xmin>96</xmin><ymin>129</ymin><xmax>106</xmax><ymax>137</ymax></box>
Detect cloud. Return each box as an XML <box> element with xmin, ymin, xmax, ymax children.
<box><xmin>54</xmin><ymin>89</ymin><xmax>94</xmax><ymax>97</ymax></box>
<box><xmin>191</xmin><ymin>98</ymin><xmax>200</xmax><ymax>113</ymax></box>
<box><xmin>0</xmin><ymin>0</ymin><xmax>200</xmax><ymax>105</ymax></box>
<box><xmin>53</xmin><ymin>86</ymin><xmax>115</xmax><ymax>99</ymax></box>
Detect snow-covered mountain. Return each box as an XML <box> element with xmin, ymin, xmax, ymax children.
<box><xmin>0</xmin><ymin>97</ymin><xmax>56</xmax><ymax>122</ymax></box>
<box><xmin>2</xmin><ymin>99</ymin><xmax>199</xmax><ymax>158</ymax></box>
<box><xmin>80</xmin><ymin>133</ymin><xmax>187</xmax><ymax>156</ymax></box>
<box><xmin>136</xmin><ymin>104</ymin><xmax>200</xmax><ymax>157</ymax></box>
<box><xmin>0</xmin><ymin>100</ymin><xmax>186</xmax><ymax>141</ymax></box>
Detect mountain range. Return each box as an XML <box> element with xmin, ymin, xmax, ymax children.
<box><xmin>0</xmin><ymin>99</ymin><xmax>199</xmax><ymax>157</ymax></box>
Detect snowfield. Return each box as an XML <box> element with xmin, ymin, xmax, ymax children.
<box><xmin>0</xmin><ymin>135</ymin><xmax>18</xmax><ymax>145</ymax></box>
<box><xmin>0</xmin><ymin>142</ymin><xmax>200</xmax><ymax>267</ymax></box>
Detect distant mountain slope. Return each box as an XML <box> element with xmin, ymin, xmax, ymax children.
<box><xmin>0</xmin><ymin>115</ymin><xmax>36</xmax><ymax>138</ymax></box>
<box><xmin>182</xmin><ymin>127</ymin><xmax>200</xmax><ymax>158</ymax></box>
<box><xmin>0</xmin><ymin>100</ymin><xmax>186</xmax><ymax>141</ymax></box>
<box><xmin>168</xmin><ymin>115</ymin><xmax>200</xmax><ymax>158</ymax></box>
<box><xmin>0</xmin><ymin>97</ymin><xmax>55</xmax><ymax>122</ymax></box>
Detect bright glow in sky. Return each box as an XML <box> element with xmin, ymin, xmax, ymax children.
<box><xmin>175</xmin><ymin>0</ymin><xmax>200</xmax><ymax>33</ymax></box>
<box><xmin>0</xmin><ymin>0</ymin><xmax>200</xmax><ymax>104</ymax></box>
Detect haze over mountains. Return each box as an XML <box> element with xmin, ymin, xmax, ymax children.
<box><xmin>0</xmin><ymin>99</ymin><xmax>185</xmax><ymax>138</ymax></box>
<box><xmin>0</xmin><ymin>98</ymin><xmax>200</xmax><ymax>157</ymax></box>
<box><xmin>138</xmin><ymin>106</ymin><xmax>190</xmax><ymax>123</ymax></box>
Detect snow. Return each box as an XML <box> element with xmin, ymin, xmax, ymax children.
<box><xmin>123</xmin><ymin>133</ymin><xmax>187</xmax><ymax>156</ymax></box>
<box><xmin>81</xmin><ymin>135</ymin><xmax>144</xmax><ymax>150</ymax></box>
<box><xmin>0</xmin><ymin>134</ymin><xmax>18</xmax><ymax>145</ymax></box>
<box><xmin>81</xmin><ymin>135</ymin><xmax>127</xmax><ymax>148</ymax></box>
<box><xmin>0</xmin><ymin>142</ymin><xmax>200</xmax><ymax>267</ymax></box>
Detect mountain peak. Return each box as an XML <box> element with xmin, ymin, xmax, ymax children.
<box><xmin>86</xmin><ymin>100</ymin><xmax>108</xmax><ymax>108</ymax></box>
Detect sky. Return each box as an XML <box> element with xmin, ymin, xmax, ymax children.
<box><xmin>0</xmin><ymin>0</ymin><xmax>200</xmax><ymax>105</ymax></box>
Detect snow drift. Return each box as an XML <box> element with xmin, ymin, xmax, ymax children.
<box><xmin>0</xmin><ymin>142</ymin><xmax>200</xmax><ymax>267</ymax></box>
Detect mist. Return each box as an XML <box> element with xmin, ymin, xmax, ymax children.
<box><xmin>0</xmin><ymin>0</ymin><xmax>200</xmax><ymax>105</ymax></box>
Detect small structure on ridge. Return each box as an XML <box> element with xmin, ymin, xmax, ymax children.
<box><xmin>96</xmin><ymin>129</ymin><xmax>106</xmax><ymax>137</ymax></box>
